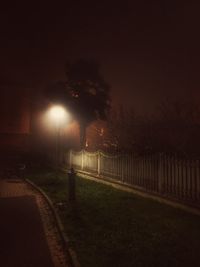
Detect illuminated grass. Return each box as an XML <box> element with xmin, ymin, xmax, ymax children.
<box><xmin>27</xmin><ymin>168</ymin><xmax>200</xmax><ymax>267</ymax></box>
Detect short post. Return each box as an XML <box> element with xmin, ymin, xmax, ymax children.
<box><xmin>18</xmin><ymin>163</ymin><xmax>26</xmax><ymax>180</ymax></box>
<box><xmin>81</xmin><ymin>150</ymin><xmax>84</xmax><ymax>170</ymax></box>
<box><xmin>68</xmin><ymin>167</ymin><xmax>76</xmax><ymax>201</ymax></box>
<box><xmin>69</xmin><ymin>150</ymin><xmax>72</xmax><ymax>168</ymax></box>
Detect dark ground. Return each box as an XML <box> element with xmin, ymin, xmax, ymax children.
<box><xmin>0</xmin><ymin>195</ymin><xmax>54</xmax><ymax>267</ymax></box>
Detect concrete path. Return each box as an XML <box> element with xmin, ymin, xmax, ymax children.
<box><xmin>0</xmin><ymin>178</ymin><xmax>69</xmax><ymax>267</ymax></box>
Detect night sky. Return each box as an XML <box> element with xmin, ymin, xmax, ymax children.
<box><xmin>0</xmin><ymin>1</ymin><xmax>200</xmax><ymax>116</ymax></box>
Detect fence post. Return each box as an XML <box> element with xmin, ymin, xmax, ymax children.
<box><xmin>122</xmin><ymin>155</ymin><xmax>124</xmax><ymax>182</ymax></box>
<box><xmin>197</xmin><ymin>160</ymin><xmax>200</xmax><ymax>201</ymax></box>
<box><xmin>98</xmin><ymin>151</ymin><xmax>101</xmax><ymax>176</ymax></box>
<box><xmin>158</xmin><ymin>153</ymin><xmax>164</xmax><ymax>194</ymax></box>
<box><xmin>81</xmin><ymin>150</ymin><xmax>84</xmax><ymax>170</ymax></box>
<box><xmin>69</xmin><ymin>150</ymin><xmax>72</xmax><ymax>168</ymax></box>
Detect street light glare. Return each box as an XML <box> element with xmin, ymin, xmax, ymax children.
<box><xmin>50</xmin><ymin>106</ymin><xmax>66</xmax><ymax>120</ymax></box>
<box><xmin>47</xmin><ymin>105</ymin><xmax>70</xmax><ymax>128</ymax></box>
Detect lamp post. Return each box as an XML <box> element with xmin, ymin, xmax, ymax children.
<box><xmin>48</xmin><ymin>105</ymin><xmax>69</xmax><ymax>168</ymax></box>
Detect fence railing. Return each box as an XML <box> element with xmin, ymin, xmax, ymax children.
<box><xmin>67</xmin><ymin>150</ymin><xmax>200</xmax><ymax>207</ymax></box>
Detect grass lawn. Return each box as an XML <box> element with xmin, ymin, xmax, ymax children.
<box><xmin>27</xmin><ymin>168</ymin><xmax>200</xmax><ymax>267</ymax></box>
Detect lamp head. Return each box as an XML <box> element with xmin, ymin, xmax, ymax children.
<box><xmin>48</xmin><ymin>105</ymin><xmax>69</xmax><ymax>126</ymax></box>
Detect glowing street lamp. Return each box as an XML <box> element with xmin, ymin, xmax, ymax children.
<box><xmin>49</xmin><ymin>105</ymin><xmax>68</xmax><ymax>125</ymax></box>
<box><xmin>48</xmin><ymin>105</ymin><xmax>69</xmax><ymax>167</ymax></box>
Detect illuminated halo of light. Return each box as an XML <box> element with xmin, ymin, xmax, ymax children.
<box><xmin>47</xmin><ymin>105</ymin><xmax>70</xmax><ymax>127</ymax></box>
<box><xmin>49</xmin><ymin>105</ymin><xmax>66</xmax><ymax>120</ymax></box>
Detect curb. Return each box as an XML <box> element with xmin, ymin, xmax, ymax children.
<box><xmin>26</xmin><ymin>179</ymin><xmax>81</xmax><ymax>267</ymax></box>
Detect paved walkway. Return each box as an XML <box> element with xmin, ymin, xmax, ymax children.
<box><xmin>0</xmin><ymin>178</ymin><xmax>70</xmax><ymax>267</ymax></box>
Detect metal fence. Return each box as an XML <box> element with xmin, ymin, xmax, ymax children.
<box><xmin>67</xmin><ymin>150</ymin><xmax>200</xmax><ymax>207</ymax></box>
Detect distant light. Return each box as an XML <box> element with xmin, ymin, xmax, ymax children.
<box><xmin>86</xmin><ymin>140</ymin><xmax>89</xmax><ymax>147</ymax></box>
<box><xmin>48</xmin><ymin>105</ymin><xmax>70</xmax><ymax>126</ymax></box>
<box><xmin>50</xmin><ymin>106</ymin><xmax>66</xmax><ymax>120</ymax></box>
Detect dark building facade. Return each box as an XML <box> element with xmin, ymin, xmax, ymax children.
<box><xmin>0</xmin><ymin>85</ymin><xmax>31</xmax><ymax>153</ymax></box>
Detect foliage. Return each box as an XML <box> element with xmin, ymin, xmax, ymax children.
<box><xmin>65</xmin><ymin>59</ymin><xmax>110</xmax><ymax>122</ymax></box>
<box><xmin>93</xmin><ymin>99</ymin><xmax>200</xmax><ymax>157</ymax></box>
<box><xmin>46</xmin><ymin>59</ymin><xmax>111</xmax><ymax>148</ymax></box>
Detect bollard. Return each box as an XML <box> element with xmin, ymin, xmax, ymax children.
<box><xmin>68</xmin><ymin>167</ymin><xmax>76</xmax><ymax>201</ymax></box>
<box><xmin>18</xmin><ymin>163</ymin><xmax>26</xmax><ymax>180</ymax></box>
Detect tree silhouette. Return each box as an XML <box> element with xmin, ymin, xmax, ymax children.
<box><xmin>46</xmin><ymin>59</ymin><xmax>111</xmax><ymax>148</ymax></box>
